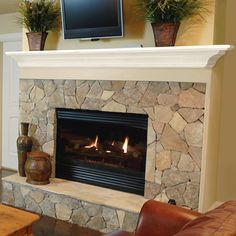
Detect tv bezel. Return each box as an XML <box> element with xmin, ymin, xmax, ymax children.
<box><xmin>60</xmin><ymin>0</ymin><xmax>124</xmax><ymax>40</ymax></box>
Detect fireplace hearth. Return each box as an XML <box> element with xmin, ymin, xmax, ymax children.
<box><xmin>56</xmin><ymin>108</ymin><xmax>148</xmax><ymax>195</ymax></box>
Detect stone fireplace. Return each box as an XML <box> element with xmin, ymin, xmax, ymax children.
<box><xmin>2</xmin><ymin>46</ymin><xmax>232</xmax><ymax>233</ymax></box>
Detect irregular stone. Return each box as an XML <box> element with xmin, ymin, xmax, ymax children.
<box><xmin>54</xmin><ymin>80</ymin><xmax>65</xmax><ymax>86</ymax></box>
<box><xmin>76</xmin><ymin>83</ymin><xmax>90</xmax><ymax>107</ymax></box>
<box><xmin>183</xmin><ymin>183</ymin><xmax>200</xmax><ymax>209</ymax></box>
<box><xmin>47</xmin><ymin>109</ymin><xmax>55</xmax><ymax>124</ymax></box>
<box><xmin>200</xmin><ymin>115</ymin><xmax>204</xmax><ymax>123</ymax></box>
<box><xmin>64</xmin><ymin>80</ymin><xmax>76</xmax><ymax>96</ymax></box>
<box><xmin>55</xmin><ymin>203</ymin><xmax>72</xmax><ymax>221</ymax></box>
<box><xmin>30</xmin><ymin>86</ymin><xmax>45</xmax><ymax>103</ymax></box>
<box><xmin>161</xmin><ymin>125</ymin><xmax>188</xmax><ymax>153</ymax></box>
<box><xmin>101</xmin><ymin>90</ymin><xmax>114</xmax><ymax>100</ymax></box>
<box><xmin>48</xmin><ymin>88</ymin><xmax>65</xmax><ymax>107</ymax></box>
<box><xmin>117</xmin><ymin>210</ymin><xmax>125</xmax><ymax>228</ymax></box>
<box><xmin>40</xmin><ymin>197</ymin><xmax>55</xmax><ymax>217</ymax></box>
<box><xmin>180</xmin><ymin>83</ymin><xmax>193</xmax><ymax>90</ymax></box>
<box><xmin>65</xmin><ymin>96</ymin><xmax>78</xmax><ymax>109</ymax></box>
<box><xmin>166</xmin><ymin>186</ymin><xmax>184</xmax><ymax>205</ymax></box>
<box><xmin>148</xmin><ymin>120</ymin><xmax>156</xmax><ymax>144</ymax></box>
<box><xmin>83</xmin><ymin>202</ymin><xmax>102</xmax><ymax>217</ymax></box>
<box><xmin>169</xmin><ymin>112</ymin><xmax>187</xmax><ymax>133</ymax></box>
<box><xmin>13</xmin><ymin>185</ymin><xmax>25</xmax><ymax>208</ymax></box>
<box><xmin>71</xmin><ymin>208</ymin><xmax>89</xmax><ymax>226</ymax></box>
<box><xmin>81</xmin><ymin>98</ymin><xmax>103</xmax><ymax>110</ymax></box>
<box><xmin>179</xmin><ymin>88</ymin><xmax>205</xmax><ymax>108</ymax></box>
<box><xmin>30</xmin><ymin>191</ymin><xmax>44</xmax><ymax>204</ymax></box>
<box><xmin>124</xmin><ymin>88</ymin><xmax>143</xmax><ymax>104</ymax></box>
<box><xmin>20</xmin><ymin>186</ymin><xmax>31</xmax><ymax>197</ymax></box>
<box><xmin>158</xmin><ymin>94</ymin><xmax>179</xmax><ymax>106</ymax></box>
<box><xmin>127</xmin><ymin>105</ymin><xmax>145</xmax><ymax>114</ymax></box>
<box><xmin>99</xmin><ymin>81</ymin><xmax>112</xmax><ymax>90</ymax></box>
<box><xmin>155</xmin><ymin>191</ymin><xmax>169</xmax><ymax>203</ymax></box>
<box><xmin>154</xmin><ymin>171</ymin><xmax>162</xmax><ymax>185</ymax></box>
<box><xmin>111</xmin><ymin>81</ymin><xmax>125</xmax><ymax>91</ymax></box>
<box><xmin>42</xmin><ymin>140</ymin><xmax>54</xmax><ymax>156</ymax></box>
<box><xmin>102</xmin><ymin>100</ymin><xmax>126</xmax><ymax>113</ymax></box>
<box><xmin>169</xmin><ymin>82</ymin><xmax>181</xmax><ymax>95</ymax></box>
<box><xmin>143</xmin><ymin>107</ymin><xmax>155</xmax><ymax>120</ymax></box>
<box><xmin>189</xmin><ymin>172</ymin><xmax>201</xmax><ymax>183</ymax></box>
<box><xmin>42</xmin><ymin>80</ymin><xmax>56</xmax><ymax>97</ymax></box>
<box><xmin>21</xmin><ymin>102</ymin><xmax>35</xmax><ymax>113</ymax></box>
<box><xmin>25</xmin><ymin>195</ymin><xmax>42</xmax><ymax>214</ymax></box>
<box><xmin>86</xmin><ymin>81</ymin><xmax>103</xmax><ymax>99</ymax></box>
<box><xmin>185</xmin><ymin>121</ymin><xmax>203</xmax><ymax>147</ymax></box>
<box><xmin>156</xmin><ymin>150</ymin><xmax>171</xmax><ymax>171</ymax></box>
<box><xmin>156</xmin><ymin>141</ymin><xmax>164</xmax><ymax>153</ymax></box>
<box><xmin>102</xmin><ymin>207</ymin><xmax>119</xmax><ymax>229</ymax></box>
<box><xmin>178</xmin><ymin>108</ymin><xmax>204</xmax><ymax>123</ymax></box>
<box><xmin>2</xmin><ymin>182</ymin><xmax>14</xmax><ymax>205</ymax></box>
<box><xmin>125</xmin><ymin>81</ymin><xmax>136</xmax><ymax>89</ymax></box>
<box><xmin>178</xmin><ymin>153</ymin><xmax>195</xmax><ymax>172</ymax></box>
<box><xmin>113</xmin><ymin>91</ymin><xmax>133</xmax><ymax>106</ymax></box>
<box><xmin>153</xmin><ymin>122</ymin><xmax>165</xmax><ymax>134</ymax></box>
<box><xmin>193</xmin><ymin>83</ymin><xmax>206</xmax><ymax>93</ymax></box>
<box><xmin>46</xmin><ymin>124</ymin><xmax>54</xmax><ymax>142</ymax></box>
<box><xmin>145</xmin><ymin>142</ymin><xmax>156</xmax><ymax>182</ymax></box>
<box><xmin>171</xmin><ymin>151</ymin><xmax>181</xmax><ymax>168</ymax></box>
<box><xmin>122</xmin><ymin>212</ymin><xmax>139</xmax><ymax>232</ymax></box>
<box><xmin>189</xmin><ymin>146</ymin><xmax>202</xmax><ymax>168</ymax></box>
<box><xmin>86</xmin><ymin>216</ymin><xmax>106</xmax><ymax>231</ymax></box>
<box><xmin>136</xmin><ymin>81</ymin><xmax>149</xmax><ymax>94</ymax></box>
<box><xmin>144</xmin><ymin>182</ymin><xmax>161</xmax><ymax>199</ymax></box>
<box><xmin>162</xmin><ymin>169</ymin><xmax>189</xmax><ymax>187</ymax></box>
<box><xmin>171</xmin><ymin>104</ymin><xmax>180</xmax><ymax>112</ymax></box>
<box><xmin>155</xmin><ymin>105</ymin><xmax>173</xmax><ymax>123</ymax></box>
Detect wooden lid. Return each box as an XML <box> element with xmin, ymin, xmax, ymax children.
<box><xmin>27</xmin><ymin>151</ymin><xmax>49</xmax><ymax>159</ymax></box>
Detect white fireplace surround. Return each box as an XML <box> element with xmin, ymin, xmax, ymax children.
<box><xmin>7</xmin><ymin>45</ymin><xmax>233</xmax><ymax>212</ymax></box>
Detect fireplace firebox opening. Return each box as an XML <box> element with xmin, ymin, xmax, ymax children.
<box><xmin>56</xmin><ymin>108</ymin><xmax>148</xmax><ymax>195</ymax></box>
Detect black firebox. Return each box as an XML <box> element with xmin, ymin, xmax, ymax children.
<box><xmin>56</xmin><ymin>108</ymin><xmax>148</xmax><ymax>195</ymax></box>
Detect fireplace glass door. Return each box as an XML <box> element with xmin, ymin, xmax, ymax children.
<box><xmin>56</xmin><ymin>108</ymin><xmax>148</xmax><ymax>195</ymax></box>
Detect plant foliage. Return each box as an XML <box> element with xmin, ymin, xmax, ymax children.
<box><xmin>18</xmin><ymin>0</ymin><xmax>59</xmax><ymax>32</ymax></box>
<box><xmin>136</xmin><ymin>0</ymin><xmax>211</xmax><ymax>23</ymax></box>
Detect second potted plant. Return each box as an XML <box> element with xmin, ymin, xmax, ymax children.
<box><xmin>18</xmin><ymin>0</ymin><xmax>60</xmax><ymax>51</ymax></box>
<box><xmin>136</xmin><ymin>0</ymin><xmax>211</xmax><ymax>47</ymax></box>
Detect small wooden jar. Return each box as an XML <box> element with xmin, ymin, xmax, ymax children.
<box><xmin>25</xmin><ymin>151</ymin><xmax>52</xmax><ymax>185</ymax></box>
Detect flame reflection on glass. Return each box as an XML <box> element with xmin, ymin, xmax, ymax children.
<box><xmin>122</xmin><ymin>136</ymin><xmax>129</xmax><ymax>153</ymax></box>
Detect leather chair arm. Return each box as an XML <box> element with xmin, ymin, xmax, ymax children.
<box><xmin>135</xmin><ymin>200</ymin><xmax>202</xmax><ymax>236</ymax></box>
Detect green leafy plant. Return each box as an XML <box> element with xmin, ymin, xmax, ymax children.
<box><xmin>136</xmin><ymin>0</ymin><xmax>211</xmax><ymax>23</ymax></box>
<box><xmin>18</xmin><ymin>0</ymin><xmax>60</xmax><ymax>32</ymax></box>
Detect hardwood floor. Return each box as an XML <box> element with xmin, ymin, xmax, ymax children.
<box><xmin>0</xmin><ymin>169</ymin><xmax>103</xmax><ymax>236</ymax></box>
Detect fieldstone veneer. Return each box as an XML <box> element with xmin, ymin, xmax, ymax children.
<box><xmin>14</xmin><ymin>79</ymin><xmax>205</xmax><ymax>230</ymax></box>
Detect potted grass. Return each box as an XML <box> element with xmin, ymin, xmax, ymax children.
<box><xmin>18</xmin><ymin>0</ymin><xmax>59</xmax><ymax>51</ymax></box>
<box><xmin>136</xmin><ymin>0</ymin><xmax>211</xmax><ymax>47</ymax></box>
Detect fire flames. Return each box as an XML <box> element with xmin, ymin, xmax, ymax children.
<box><xmin>122</xmin><ymin>136</ymin><xmax>129</xmax><ymax>154</ymax></box>
<box><xmin>85</xmin><ymin>135</ymin><xmax>98</xmax><ymax>150</ymax></box>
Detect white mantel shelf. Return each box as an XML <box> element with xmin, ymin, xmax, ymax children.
<box><xmin>6</xmin><ymin>45</ymin><xmax>233</xmax><ymax>69</ymax></box>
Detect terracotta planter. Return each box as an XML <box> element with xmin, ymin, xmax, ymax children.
<box><xmin>151</xmin><ymin>22</ymin><xmax>180</xmax><ymax>47</ymax></box>
<box><xmin>25</xmin><ymin>151</ymin><xmax>52</xmax><ymax>185</ymax></box>
<box><xmin>16</xmin><ymin>122</ymin><xmax>33</xmax><ymax>177</ymax></box>
<box><xmin>26</xmin><ymin>32</ymin><xmax>48</xmax><ymax>51</ymax></box>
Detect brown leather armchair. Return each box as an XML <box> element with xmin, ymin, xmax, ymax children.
<box><xmin>105</xmin><ymin>200</ymin><xmax>236</xmax><ymax>236</ymax></box>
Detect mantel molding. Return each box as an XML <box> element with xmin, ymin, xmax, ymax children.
<box><xmin>6</xmin><ymin>45</ymin><xmax>233</xmax><ymax>69</ymax></box>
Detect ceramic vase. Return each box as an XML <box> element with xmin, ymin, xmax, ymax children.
<box><xmin>16</xmin><ymin>122</ymin><xmax>33</xmax><ymax>177</ymax></box>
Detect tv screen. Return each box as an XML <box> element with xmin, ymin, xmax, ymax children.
<box><xmin>60</xmin><ymin>0</ymin><xmax>124</xmax><ymax>40</ymax></box>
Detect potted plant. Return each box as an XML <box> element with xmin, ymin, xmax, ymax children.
<box><xmin>136</xmin><ymin>0</ymin><xmax>211</xmax><ymax>47</ymax></box>
<box><xmin>18</xmin><ymin>0</ymin><xmax>59</xmax><ymax>51</ymax></box>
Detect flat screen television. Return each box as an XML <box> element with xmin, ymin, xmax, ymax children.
<box><xmin>60</xmin><ymin>0</ymin><xmax>124</xmax><ymax>40</ymax></box>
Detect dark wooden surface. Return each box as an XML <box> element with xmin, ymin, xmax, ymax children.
<box><xmin>0</xmin><ymin>169</ymin><xmax>103</xmax><ymax>236</ymax></box>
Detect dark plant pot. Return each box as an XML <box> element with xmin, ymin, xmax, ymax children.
<box><xmin>25</xmin><ymin>151</ymin><xmax>52</xmax><ymax>185</ymax></box>
<box><xmin>26</xmin><ymin>32</ymin><xmax>48</xmax><ymax>51</ymax></box>
<box><xmin>16</xmin><ymin>122</ymin><xmax>33</xmax><ymax>177</ymax></box>
<box><xmin>151</xmin><ymin>22</ymin><xmax>180</xmax><ymax>47</ymax></box>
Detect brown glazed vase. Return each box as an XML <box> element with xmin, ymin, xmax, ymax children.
<box><xmin>151</xmin><ymin>22</ymin><xmax>180</xmax><ymax>47</ymax></box>
<box><xmin>26</xmin><ymin>32</ymin><xmax>48</xmax><ymax>51</ymax></box>
<box><xmin>25</xmin><ymin>151</ymin><xmax>52</xmax><ymax>185</ymax></box>
<box><xmin>16</xmin><ymin>122</ymin><xmax>33</xmax><ymax>177</ymax></box>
